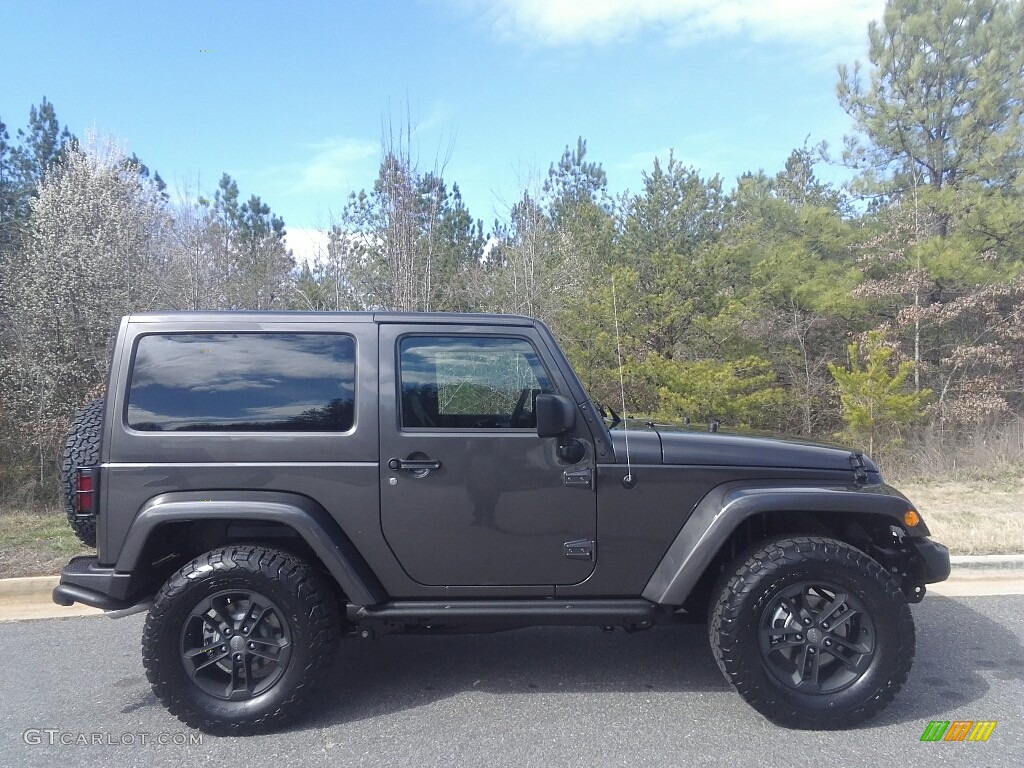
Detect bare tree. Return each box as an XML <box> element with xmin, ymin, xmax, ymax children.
<box><xmin>1</xmin><ymin>134</ymin><xmax>168</xmax><ymax>479</ymax></box>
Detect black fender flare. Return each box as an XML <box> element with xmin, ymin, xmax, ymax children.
<box><xmin>641</xmin><ymin>481</ymin><xmax>921</xmax><ymax>606</ymax></box>
<box><xmin>116</xmin><ymin>491</ymin><xmax>386</xmax><ymax>606</ymax></box>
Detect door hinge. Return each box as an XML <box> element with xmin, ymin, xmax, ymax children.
<box><xmin>850</xmin><ymin>452</ymin><xmax>868</xmax><ymax>482</ymax></box>
<box><xmin>564</xmin><ymin>539</ymin><xmax>595</xmax><ymax>561</ymax></box>
<box><xmin>563</xmin><ymin>468</ymin><xmax>592</xmax><ymax>488</ymax></box>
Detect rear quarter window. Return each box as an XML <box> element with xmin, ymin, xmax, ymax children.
<box><xmin>127</xmin><ymin>333</ymin><xmax>356</xmax><ymax>432</ymax></box>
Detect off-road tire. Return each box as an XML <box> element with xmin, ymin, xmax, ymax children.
<box><xmin>142</xmin><ymin>545</ymin><xmax>340</xmax><ymax>734</ymax></box>
<box><xmin>709</xmin><ymin>536</ymin><xmax>914</xmax><ymax>729</ymax></box>
<box><xmin>59</xmin><ymin>398</ymin><xmax>104</xmax><ymax>547</ymax></box>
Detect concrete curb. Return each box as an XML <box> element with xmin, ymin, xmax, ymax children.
<box><xmin>949</xmin><ymin>554</ymin><xmax>1024</xmax><ymax>570</ymax></box>
<box><xmin>1</xmin><ymin>555</ymin><xmax>1022</xmax><ymax>621</ymax></box>
<box><xmin>1</xmin><ymin>556</ymin><xmax>1022</xmax><ymax>600</ymax></box>
<box><xmin>0</xmin><ymin>575</ymin><xmax>100</xmax><ymax>622</ymax></box>
<box><xmin>0</xmin><ymin>574</ymin><xmax>58</xmax><ymax>601</ymax></box>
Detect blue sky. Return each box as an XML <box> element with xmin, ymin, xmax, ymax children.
<box><xmin>2</xmin><ymin>0</ymin><xmax>883</xmax><ymax>259</ymax></box>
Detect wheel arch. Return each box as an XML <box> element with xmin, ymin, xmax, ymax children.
<box><xmin>642</xmin><ymin>482</ymin><xmax>924</xmax><ymax>607</ymax></box>
<box><xmin>118</xmin><ymin>491</ymin><xmax>386</xmax><ymax>606</ymax></box>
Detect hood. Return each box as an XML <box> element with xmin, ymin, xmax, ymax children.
<box><xmin>608</xmin><ymin>421</ymin><xmax>876</xmax><ymax>473</ymax></box>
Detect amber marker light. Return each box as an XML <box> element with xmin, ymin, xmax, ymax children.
<box><xmin>903</xmin><ymin>509</ymin><xmax>921</xmax><ymax>528</ymax></box>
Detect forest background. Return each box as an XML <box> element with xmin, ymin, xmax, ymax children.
<box><xmin>1</xmin><ymin>1</ymin><xmax>1022</xmax><ymax>560</ymax></box>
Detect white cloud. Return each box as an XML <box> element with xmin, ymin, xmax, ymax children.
<box><xmin>464</xmin><ymin>0</ymin><xmax>883</xmax><ymax>48</ymax></box>
<box><xmin>284</xmin><ymin>227</ymin><xmax>330</xmax><ymax>265</ymax></box>
<box><xmin>298</xmin><ymin>137</ymin><xmax>378</xmax><ymax>192</ymax></box>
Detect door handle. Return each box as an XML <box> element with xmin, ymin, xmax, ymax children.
<box><xmin>387</xmin><ymin>457</ymin><xmax>441</xmax><ymax>472</ymax></box>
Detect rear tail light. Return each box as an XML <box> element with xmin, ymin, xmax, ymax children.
<box><xmin>74</xmin><ymin>467</ymin><xmax>99</xmax><ymax>519</ymax></box>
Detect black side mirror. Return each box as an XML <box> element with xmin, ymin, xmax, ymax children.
<box><xmin>536</xmin><ymin>394</ymin><xmax>585</xmax><ymax>464</ymax></box>
<box><xmin>535</xmin><ymin>393</ymin><xmax>576</xmax><ymax>438</ymax></box>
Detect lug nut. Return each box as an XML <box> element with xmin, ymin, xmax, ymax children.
<box><xmin>822</xmin><ymin>621</ymin><xmax>829</xmax><ymax>629</ymax></box>
<box><xmin>803</xmin><ymin>618</ymin><xmax>811</xmax><ymax>625</ymax></box>
<box><xmin>249</xmin><ymin>642</ymin><xmax>255</xmax><ymax>649</ymax></box>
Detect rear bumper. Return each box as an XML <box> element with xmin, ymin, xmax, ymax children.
<box><xmin>909</xmin><ymin>538</ymin><xmax>951</xmax><ymax>584</ymax></box>
<box><xmin>52</xmin><ymin>555</ymin><xmax>143</xmax><ymax>611</ymax></box>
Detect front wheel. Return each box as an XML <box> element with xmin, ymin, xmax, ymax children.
<box><xmin>142</xmin><ymin>546</ymin><xmax>340</xmax><ymax>733</ymax></box>
<box><xmin>709</xmin><ymin>536</ymin><xmax>914</xmax><ymax>729</ymax></box>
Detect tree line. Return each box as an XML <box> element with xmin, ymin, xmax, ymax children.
<box><xmin>2</xmin><ymin>0</ymin><xmax>1023</xmax><ymax>507</ymax></box>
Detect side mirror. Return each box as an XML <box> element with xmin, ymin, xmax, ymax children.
<box><xmin>535</xmin><ymin>393</ymin><xmax>576</xmax><ymax>438</ymax></box>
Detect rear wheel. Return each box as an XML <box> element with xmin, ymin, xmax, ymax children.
<box><xmin>142</xmin><ymin>546</ymin><xmax>340</xmax><ymax>733</ymax></box>
<box><xmin>709</xmin><ymin>536</ymin><xmax>914</xmax><ymax>729</ymax></box>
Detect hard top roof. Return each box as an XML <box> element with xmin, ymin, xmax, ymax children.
<box><xmin>125</xmin><ymin>310</ymin><xmax>539</xmax><ymax>327</ymax></box>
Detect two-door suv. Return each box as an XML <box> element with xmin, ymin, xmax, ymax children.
<box><xmin>54</xmin><ymin>311</ymin><xmax>950</xmax><ymax>732</ymax></box>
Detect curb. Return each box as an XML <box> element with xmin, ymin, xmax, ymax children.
<box><xmin>0</xmin><ymin>575</ymin><xmax>100</xmax><ymax>622</ymax></box>
<box><xmin>949</xmin><ymin>554</ymin><xmax>1024</xmax><ymax>570</ymax></box>
<box><xmin>1</xmin><ymin>556</ymin><xmax>1023</xmax><ymax>619</ymax></box>
<box><xmin>1</xmin><ymin>556</ymin><xmax>1023</xmax><ymax>599</ymax></box>
<box><xmin>0</xmin><ymin>575</ymin><xmax>59</xmax><ymax>602</ymax></box>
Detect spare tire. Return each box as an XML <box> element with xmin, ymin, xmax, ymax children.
<box><xmin>60</xmin><ymin>398</ymin><xmax>104</xmax><ymax>548</ymax></box>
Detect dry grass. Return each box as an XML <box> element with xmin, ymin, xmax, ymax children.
<box><xmin>0</xmin><ymin>511</ymin><xmax>91</xmax><ymax>578</ymax></box>
<box><xmin>884</xmin><ymin>418</ymin><xmax>1024</xmax><ymax>482</ymax></box>
<box><xmin>898</xmin><ymin>475</ymin><xmax>1024</xmax><ymax>555</ymax></box>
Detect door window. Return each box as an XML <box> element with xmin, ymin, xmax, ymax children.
<box><xmin>399</xmin><ymin>336</ymin><xmax>553</xmax><ymax>429</ymax></box>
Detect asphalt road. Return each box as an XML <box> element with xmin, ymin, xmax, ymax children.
<box><xmin>1</xmin><ymin>595</ymin><xmax>1022</xmax><ymax>768</ymax></box>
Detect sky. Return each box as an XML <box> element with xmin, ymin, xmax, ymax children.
<box><xmin>1</xmin><ymin>0</ymin><xmax>884</xmax><ymax>261</ymax></box>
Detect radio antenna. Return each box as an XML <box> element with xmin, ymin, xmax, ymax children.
<box><xmin>612</xmin><ymin>277</ymin><xmax>635</xmax><ymax>489</ymax></box>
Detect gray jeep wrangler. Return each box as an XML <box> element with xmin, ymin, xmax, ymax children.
<box><xmin>54</xmin><ymin>311</ymin><xmax>950</xmax><ymax>733</ymax></box>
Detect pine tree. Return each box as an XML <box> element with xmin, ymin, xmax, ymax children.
<box><xmin>837</xmin><ymin>0</ymin><xmax>1024</xmax><ymax>221</ymax></box>
<box><xmin>828</xmin><ymin>332</ymin><xmax>931</xmax><ymax>454</ymax></box>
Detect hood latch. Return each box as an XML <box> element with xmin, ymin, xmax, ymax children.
<box><xmin>849</xmin><ymin>452</ymin><xmax>868</xmax><ymax>483</ymax></box>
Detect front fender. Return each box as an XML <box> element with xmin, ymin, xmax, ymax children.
<box><xmin>116</xmin><ymin>490</ymin><xmax>386</xmax><ymax>606</ymax></box>
<box><xmin>641</xmin><ymin>481</ymin><xmax>923</xmax><ymax>606</ymax></box>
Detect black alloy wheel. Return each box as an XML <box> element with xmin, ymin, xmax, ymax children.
<box><xmin>180</xmin><ymin>589</ymin><xmax>293</xmax><ymax>702</ymax></box>
<box><xmin>709</xmin><ymin>536</ymin><xmax>914</xmax><ymax>729</ymax></box>
<box><xmin>758</xmin><ymin>581</ymin><xmax>875</xmax><ymax>695</ymax></box>
<box><xmin>143</xmin><ymin>545</ymin><xmax>339</xmax><ymax>733</ymax></box>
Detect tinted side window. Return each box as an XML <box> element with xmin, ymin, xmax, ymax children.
<box><xmin>400</xmin><ymin>336</ymin><xmax>553</xmax><ymax>429</ymax></box>
<box><xmin>128</xmin><ymin>333</ymin><xmax>356</xmax><ymax>432</ymax></box>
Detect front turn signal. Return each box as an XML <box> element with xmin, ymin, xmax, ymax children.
<box><xmin>903</xmin><ymin>509</ymin><xmax>921</xmax><ymax>528</ymax></box>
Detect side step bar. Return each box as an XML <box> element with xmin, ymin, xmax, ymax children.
<box><xmin>350</xmin><ymin>599</ymin><xmax>661</xmax><ymax>627</ymax></box>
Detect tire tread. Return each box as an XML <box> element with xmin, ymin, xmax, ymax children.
<box><xmin>142</xmin><ymin>545</ymin><xmax>339</xmax><ymax>734</ymax></box>
<box><xmin>59</xmin><ymin>398</ymin><xmax>104</xmax><ymax>548</ymax></box>
<box><xmin>709</xmin><ymin>536</ymin><xmax>914</xmax><ymax>729</ymax></box>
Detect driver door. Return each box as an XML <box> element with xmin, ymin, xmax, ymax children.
<box><xmin>377</xmin><ymin>323</ymin><xmax>597</xmax><ymax>587</ymax></box>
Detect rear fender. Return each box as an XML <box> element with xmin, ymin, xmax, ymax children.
<box><xmin>117</xmin><ymin>490</ymin><xmax>386</xmax><ymax>606</ymax></box>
